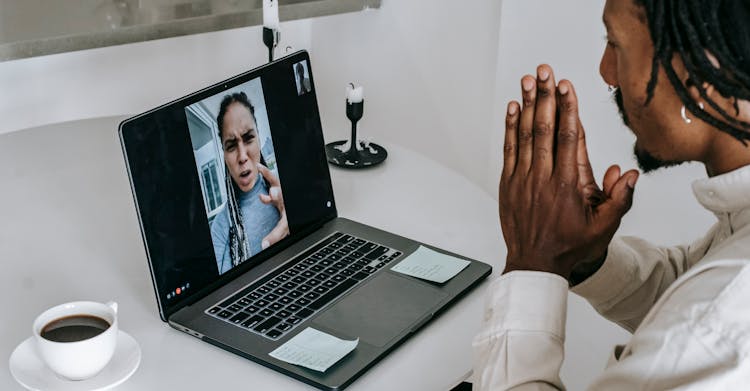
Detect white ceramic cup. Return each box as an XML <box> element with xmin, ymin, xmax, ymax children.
<box><xmin>32</xmin><ymin>301</ymin><xmax>119</xmax><ymax>380</ymax></box>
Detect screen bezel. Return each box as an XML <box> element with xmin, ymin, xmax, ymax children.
<box><xmin>119</xmin><ymin>51</ymin><xmax>337</xmax><ymax>321</ymax></box>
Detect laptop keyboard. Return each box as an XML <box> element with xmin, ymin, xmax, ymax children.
<box><xmin>205</xmin><ymin>232</ymin><xmax>402</xmax><ymax>340</ymax></box>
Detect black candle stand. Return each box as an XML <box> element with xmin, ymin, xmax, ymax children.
<box><xmin>325</xmin><ymin>100</ymin><xmax>388</xmax><ymax>169</ymax></box>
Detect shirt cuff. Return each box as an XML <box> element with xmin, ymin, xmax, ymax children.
<box><xmin>570</xmin><ymin>238</ymin><xmax>636</xmax><ymax>308</ymax></box>
<box><xmin>479</xmin><ymin>271</ymin><xmax>568</xmax><ymax>340</ymax></box>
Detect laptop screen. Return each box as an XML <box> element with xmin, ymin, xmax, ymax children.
<box><xmin>119</xmin><ymin>51</ymin><xmax>337</xmax><ymax>319</ymax></box>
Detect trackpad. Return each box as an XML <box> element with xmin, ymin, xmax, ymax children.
<box><xmin>313</xmin><ymin>273</ymin><xmax>448</xmax><ymax>347</ymax></box>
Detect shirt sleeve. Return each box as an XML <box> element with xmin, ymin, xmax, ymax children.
<box><xmin>472</xmin><ymin>271</ymin><xmax>568</xmax><ymax>391</ymax></box>
<box><xmin>571</xmin><ymin>231</ymin><xmax>715</xmax><ymax>332</ymax></box>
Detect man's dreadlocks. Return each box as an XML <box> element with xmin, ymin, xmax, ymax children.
<box><xmin>636</xmin><ymin>0</ymin><xmax>750</xmax><ymax>144</ymax></box>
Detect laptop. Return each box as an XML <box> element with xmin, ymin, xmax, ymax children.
<box><xmin>119</xmin><ymin>50</ymin><xmax>492</xmax><ymax>390</ymax></box>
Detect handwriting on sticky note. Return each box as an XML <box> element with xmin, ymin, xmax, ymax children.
<box><xmin>269</xmin><ymin>327</ymin><xmax>358</xmax><ymax>372</ymax></box>
<box><xmin>391</xmin><ymin>245</ymin><xmax>470</xmax><ymax>283</ymax></box>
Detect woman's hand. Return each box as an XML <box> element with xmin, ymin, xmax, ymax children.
<box><xmin>257</xmin><ymin>163</ymin><xmax>290</xmax><ymax>249</ymax></box>
<box><xmin>499</xmin><ymin>65</ymin><xmax>639</xmax><ymax>280</ymax></box>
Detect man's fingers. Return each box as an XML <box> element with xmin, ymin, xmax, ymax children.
<box><xmin>576</xmin><ymin>118</ymin><xmax>597</xmax><ymax>191</ymax></box>
<box><xmin>531</xmin><ymin>64</ymin><xmax>557</xmax><ymax>179</ymax></box>
<box><xmin>516</xmin><ymin>75</ymin><xmax>537</xmax><ymax>176</ymax></box>
<box><xmin>602</xmin><ymin>165</ymin><xmax>621</xmax><ymax>196</ymax></box>
<box><xmin>502</xmin><ymin>101</ymin><xmax>520</xmax><ymax>180</ymax></box>
<box><xmin>554</xmin><ymin>80</ymin><xmax>579</xmax><ymax>183</ymax></box>
<box><xmin>598</xmin><ymin>170</ymin><xmax>639</xmax><ymax>224</ymax></box>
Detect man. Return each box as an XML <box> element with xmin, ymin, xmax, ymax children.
<box><xmin>473</xmin><ymin>0</ymin><xmax>750</xmax><ymax>389</ymax></box>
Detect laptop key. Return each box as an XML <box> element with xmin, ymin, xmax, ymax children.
<box><xmin>323</xmin><ymin>280</ymin><xmax>337</xmax><ymax>288</ymax></box>
<box><xmin>359</xmin><ymin>242</ymin><xmax>377</xmax><ymax>254</ymax></box>
<box><xmin>230</xmin><ymin>312</ymin><xmax>249</xmax><ymax>324</ymax></box>
<box><xmin>242</xmin><ymin>315</ymin><xmax>264</xmax><ymax>328</ymax></box>
<box><xmin>269</xmin><ymin>303</ymin><xmax>284</xmax><ymax>311</ymax></box>
<box><xmin>277</xmin><ymin>274</ymin><xmax>290</xmax><ymax>282</ymax></box>
<box><xmin>238</xmin><ymin>298</ymin><xmax>252</xmax><ymax>306</ymax></box>
<box><xmin>365</xmin><ymin>246</ymin><xmax>389</xmax><ymax>260</ymax></box>
<box><xmin>314</xmin><ymin>286</ymin><xmax>329</xmax><ymax>294</ymax></box>
<box><xmin>260</xmin><ymin>308</ymin><xmax>275</xmax><ymax>317</ymax></box>
<box><xmin>309</xmin><ymin>278</ymin><xmax>358</xmax><ymax>310</ymax></box>
<box><xmin>228</xmin><ymin>304</ymin><xmax>243</xmax><ymax>312</ymax></box>
<box><xmin>294</xmin><ymin>274</ymin><xmax>310</xmax><ymax>282</ymax></box>
<box><xmin>325</xmin><ymin>267</ymin><xmax>338</xmax><ymax>274</ymax></box>
<box><xmin>319</xmin><ymin>259</ymin><xmax>333</xmax><ymax>266</ymax></box>
<box><xmin>217</xmin><ymin>310</ymin><xmax>233</xmax><ymax>318</ymax></box>
<box><xmin>286</xmin><ymin>303</ymin><xmax>301</xmax><ymax>312</ymax></box>
<box><xmin>287</xmin><ymin>316</ymin><xmax>302</xmax><ymax>325</ymax></box>
<box><xmin>331</xmin><ymin>274</ymin><xmax>346</xmax><ymax>282</ymax></box>
<box><xmin>278</xmin><ymin>323</ymin><xmax>292</xmax><ymax>332</ymax></box>
<box><xmin>255</xmin><ymin>299</ymin><xmax>269</xmax><ymax>307</ymax></box>
<box><xmin>297</xmin><ymin>284</ymin><xmax>312</xmax><ymax>292</ymax></box>
<box><xmin>254</xmin><ymin>316</ymin><xmax>282</xmax><ymax>333</ymax></box>
<box><xmin>296</xmin><ymin>308</ymin><xmax>315</xmax><ymax>318</ymax></box>
<box><xmin>288</xmin><ymin>290</ymin><xmax>302</xmax><ymax>298</ymax></box>
<box><xmin>274</xmin><ymin>287</ymin><xmax>289</xmax><ymax>295</ymax></box>
<box><xmin>283</xmin><ymin>282</ymin><xmax>298</xmax><ymax>290</ymax></box>
<box><xmin>315</xmin><ymin>272</ymin><xmax>331</xmax><ymax>281</ymax></box>
<box><xmin>267</xmin><ymin>280</ymin><xmax>281</xmax><ymax>288</ymax></box>
<box><xmin>279</xmin><ymin>296</ymin><xmax>293</xmax><ymax>305</ymax></box>
<box><xmin>306</xmin><ymin>278</ymin><xmax>321</xmax><ymax>286</ymax></box>
<box><xmin>245</xmin><ymin>305</ymin><xmax>260</xmax><ymax>313</ymax></box>
<box><xmin>266</xmin><ymin>329</ymin><xmax>283</xmax><ymax>339</ymax></box>
<box><xmin>208</xmin><ymin>307</ymin><xmax>221</xmax><ymax>314</ymax></box>
<box><xmin>341</xmin><ymin>269</ymin><xmax>355</xmax><ymax>276</ymax></box>
<box><xmin>248</xmin><ymin>292</ymin><xmax>262</xmax><ymax>300</ymax></box>
<box><xmin>258</xmin><ymin>286</ymin><xmax>271</xmax><ymax>294</ymax></box>
<box><xmin>329</xmin><ymin>242</ymin><xmax>342</xmax><ymax>249</ymax></box>
<box><xmin>264</xmin><ymin>293</ymin><xmax>279</xmax><ymax>302</ymax></box>
<box><xmin>277</xmin><ymin>310</ymin><xmax>292</xmax><ymax>318</ymax></box>
<box><xmin>310</xmin><ymin>265</ymin><xmax>324</xmax><ymax>272</ymax></box>
<box><xmin>304</xmin><ymin>291</ymin><xmax>321</xmax><ymax>300</ymax></box>
<box><xmin>353</xmin><ymin>239</ymin><xmax>365</xmax><ymax>246</ymax></box>
<box><xmin>328</xmin><ymin>253</ymin><xmax>342</xmax><ymax>261</ymax></box>
<box><xmin>351</xmin><ymin>272</ymin><xmax>369</xmax><ymax>281</ymax></box>
<box><xmin>295</xmin><ymin>297</ymin><xmax>311</xmax><ymax>306</ymax></box>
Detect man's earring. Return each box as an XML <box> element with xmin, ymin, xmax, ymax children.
<box><xmin>681</xmin><ymin>102</ymin><xmax>705</xmax><ymax>124</ymax></box>
<box><xmin>608</xmin><ymin>85</ymin><xmax>616</xmax><ymax>92</ymax></box>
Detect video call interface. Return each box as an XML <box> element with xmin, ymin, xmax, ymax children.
<box><xmin>122</xmin><ymin>55</ymin><xmax>336</xmax><ymax>311</ymax></box>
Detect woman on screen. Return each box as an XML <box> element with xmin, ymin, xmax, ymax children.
<box><xmin>210</xmin><ymin>92</ymin><xmax>289</xmax><ymax>274</ymax></box>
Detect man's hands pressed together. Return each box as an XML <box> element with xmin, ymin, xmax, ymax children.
<box><xmin>499</xmin><ymin>65</ymin><xmax>640</xmax><ymax>281</ymax></box>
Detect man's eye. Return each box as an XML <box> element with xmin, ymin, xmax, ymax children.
<box><xmin>225</xmin><ymin>144</ymin><xmax>236</xmax><ymax>151</ymax></box>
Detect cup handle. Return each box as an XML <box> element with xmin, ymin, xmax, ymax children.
<box><xmin>106</xmin><ymin>301</ymin><xmax>118</xmax><ymax>314</ymax></box>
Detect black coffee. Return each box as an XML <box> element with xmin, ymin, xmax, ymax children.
<box><xmin>41</xmin><ymin>315</ymin><xmax>110</xmax><ymax>343</ymax></box>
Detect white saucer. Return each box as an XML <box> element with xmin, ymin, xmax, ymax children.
<box><xmin>9</xmin><ymin>330</ymin><xmax>141</xmax><ymax>391</ymax></box>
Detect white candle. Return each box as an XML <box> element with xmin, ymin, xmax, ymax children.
<box><xmin>346</xmin><ymin>84</ymin><xmax>364</xmax><ymax>103</ymax></box>
<box><xmin>263</xmin><ymin>0</ymin><xmax>280</xmax><ymax>30</ymax></box>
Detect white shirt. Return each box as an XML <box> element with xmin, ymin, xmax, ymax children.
<box><xmin>472</xmin><ymin>164</ymin><xmax>750</xmax><ymax>390</ymax></box>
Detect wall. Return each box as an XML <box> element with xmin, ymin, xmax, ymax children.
<box><xmin>309</xmin><ymin>0</ymin><xmax>503</xmax><ymax>191</ymax></box>
<box><xmin>0</xmin><ymin>19</ymin><xmax>312</xmax><ymax>134</ymax></box>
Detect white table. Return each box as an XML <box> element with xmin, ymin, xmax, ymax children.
<box><xmin>0</xmin><ymin>116</ymin><xmax>505</xmax><ymax>390</ymax></box>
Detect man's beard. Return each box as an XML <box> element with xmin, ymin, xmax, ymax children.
<box><xmin>613</xmin><ymin>88</ymin><xmax>683</xmax><ymax>173</ymax></box>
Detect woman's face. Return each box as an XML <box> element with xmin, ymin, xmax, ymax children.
<box><xmin>220</xmin><ymin>102</ymin><xmax>261</xmax><ymax>193</ymax></box>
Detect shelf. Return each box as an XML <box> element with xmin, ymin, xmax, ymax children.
<box><xmin>0</xmin><ymin>0</ymin><xmax>380</xmax><ymax>61</ymax></box>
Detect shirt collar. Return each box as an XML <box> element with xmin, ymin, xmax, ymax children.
<box><xmin>692</xmin><ymin>164</ymin><xmax>750</xmax><ymax>214</ymax></box>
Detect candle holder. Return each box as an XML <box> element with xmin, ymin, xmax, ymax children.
<box><xmin>325</xmin><ymin>100</ymin><xmax>388</xmax><ymax>168</ymax></box>
<box><xmin>263</xmin><ymin>26</ymin><xmax>280</xmax><ymax>62</ymax></box>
